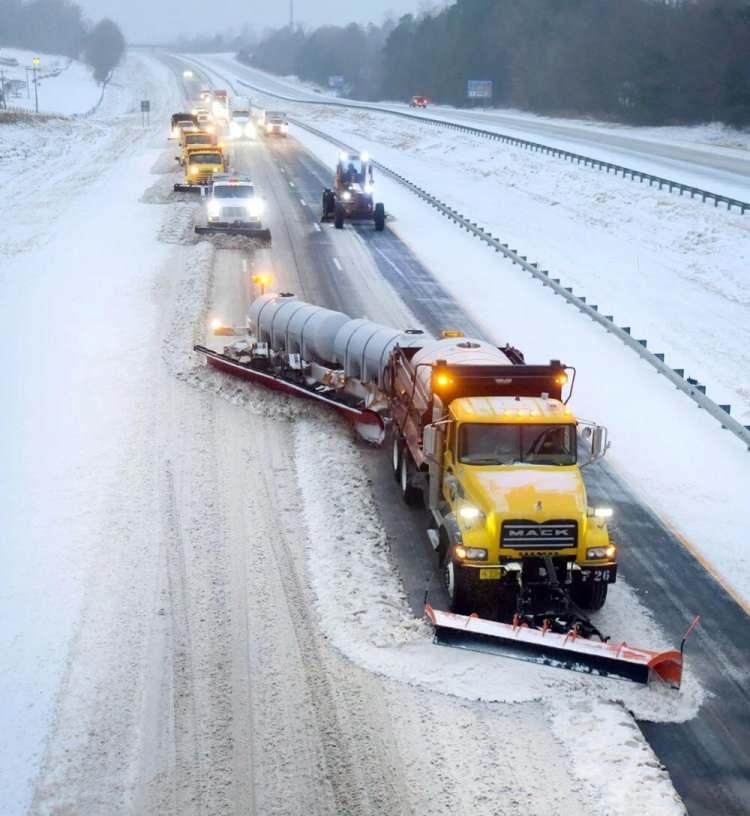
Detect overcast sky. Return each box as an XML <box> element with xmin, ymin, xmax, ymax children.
<box><xmin>75</xmin><ymin>0</ymin><xmax>424</xmax><ymax>42</ymax></box>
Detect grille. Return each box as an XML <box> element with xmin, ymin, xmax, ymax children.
<box><xmin>501</xmin><ymin>520</ymin><xmax>578</xmax><ymax>550</ymax></box>
<box><xmin>222</xmin><ymin>207</ymin><xmax>247</xmax><ymax>219</ymax></box>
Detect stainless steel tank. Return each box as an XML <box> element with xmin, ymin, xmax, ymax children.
<box><xmin>333</xmin><ymin>320</ymin><xmax>430</xmax><ymax>386</ymax></box>
<box><xmin>248</xmin><ymin>295</ymin><xmax>431</xmax><ymax>381</ymax></box>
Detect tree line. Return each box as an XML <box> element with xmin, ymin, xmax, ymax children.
<box><xmin>244</xmin><ymin>0</ymin><xmax>750</xmax><ymax>126</ymax></box>
<box><xmin>0</xmin><ymin>0</ymin><xmax>126</xmax><ymax>84</ymax></box>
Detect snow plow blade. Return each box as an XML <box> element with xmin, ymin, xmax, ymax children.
<box><xmin>193</xmin><ymin>345</ymin><xmax>385</xmax><ymax>444</ymax></box>
<box><xmin>173</xmin><ymin>183</ymin><xmax>204</xmax><ymax>194</ymax></box>
<box><xmin>425</xmin><ymin>605</ymin><xmax>683</xmax><ymax>687</ymax></box>
<box><xmin>194</xmin><ymin>225</ymin><xmax>272</xmax><ymax>245</ymax></box>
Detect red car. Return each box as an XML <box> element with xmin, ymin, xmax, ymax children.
<box><xmin>410</xmin><ymin>95</ymin><xmax>429</xmax><ymax>108</ymax></box>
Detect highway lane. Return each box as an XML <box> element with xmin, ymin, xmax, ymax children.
<box><xmin>177</xmin><ymin>53</ymin><xmax>750</xmax><ymax>814</ymax></box>
<box><xmin>258</xmin><ymin>131</ymin><xmax>750</xmax><ymax>816</ymax></box>
<box><xmin>198</xmin><ymin>54</ymin><xmax>750</xmax><ymax>192</ymax></box>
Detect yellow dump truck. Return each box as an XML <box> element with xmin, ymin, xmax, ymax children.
<box><xmin>174</xmin><ymin>147</ymin><xmax>227</xmax><ymax>193</ymax></box>
<box><xmin>389</xmin><ymin>336</ymin><xmax>616</xmax><ymax>618</ymax></box>
<box><xmin>178</xmin><ymin>130</ymin><xmax>217</xmax><ymax>166</ymax></box>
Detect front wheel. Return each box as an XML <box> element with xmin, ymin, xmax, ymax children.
<box><xmin>334</xmin><ymin>203</ymin><xmax>345</xmax><ymax>229</ymax></box>
<box><xmin>374</xmin><ymin>202</ymin><xmax>385</xmax><ymax>231</ymax></box>
<box><xmin>443</xmin><ymin>559</ymin><xmax>472</xmax><ymax>615</ymax></box>
<box><xmin>570</xmin><ymin>578</ymin><xmax>608</xmax><ymax>611</ymax></box>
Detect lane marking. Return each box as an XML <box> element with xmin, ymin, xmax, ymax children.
<box><xmin>300</xmin><ymin>198</ymin><xmax>307</xmax><ymax>207</ymax></box>
<box><xmin>333</xmin><ymin>257</ymin><xmax>343</xmax><ymax>272</ymax></box>
<box><xmin>313</xmin><ymin>222</ymin><xmax>321</xmax><ymax>232</ymax></box>
<box><xmin>289</xmin><ymin>180</ymin><xmax>296</xmax><ymax>188</ymax></box>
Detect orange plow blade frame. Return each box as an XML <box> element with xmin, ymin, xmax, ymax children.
<box><xmin>425</xmin><ymin>605</ymin><xmax>683</xmax><ymax>687</ymax></box>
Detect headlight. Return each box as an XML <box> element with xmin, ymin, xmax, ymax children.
<box><xmin>341</xmin><ymin>191</ymin><xmax>352</xmax><ymax>202</ymax></box>
<box><xmin>593</xmin><ymin>507</ymin><xmax>613</xmax><ymax>519</ymax></box>
<box><xmin>586</xmin><ymin>546</ymin><xmax>616</xmax><ymax>560</ymax></box>
<box><xmin>246</xmin><ymin>123</ymin><xmax>256</xmax><ymax>137</ymax></box>
<box><xmin>208</xmin><ymin>200</ymin><xmax>221</xmax><ymax>217</ymax></box>
<box><xmin>455</xmin><ymin>546</ymin><xmax>488</xmax><ymax>561</ymax></box>
<box><xmin>190</xmin><ymin>166</ymin><xmax>199</xmax><ymax>175</ymax></box>
<box><xmin>230</xmin><ymin>123</ymin><xmax>241</xmax><ymax>138</ymax></box>
<box><xmin>364</xmin><ymin>183</ymin><xmax>375</xmax><ymax>194</ymax></box>
<box><xmin>458</xmin><ymin>505</ymin><xmax>483</xmax><ymax>522</ymax></box>
<box><xmin>246</xmin><ymin>198</ymin><xmax>264</xmax><ymax>216</ymax></box>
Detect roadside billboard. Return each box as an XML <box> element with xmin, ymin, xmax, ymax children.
<box><xmin>467</xmin><ymin>80</ymin><xmax>493</xmax><ymax>100</ymax></box>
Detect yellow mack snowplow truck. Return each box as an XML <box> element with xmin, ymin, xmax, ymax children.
<box><xmin>194</xmin><ymin>294</ymin><xmax>689</xmax><ymax>687</ymax></box>
<box><xmin>174</xmin><ymin>147</ymin><xmax>227</xmax><ymax>194</ymax></box>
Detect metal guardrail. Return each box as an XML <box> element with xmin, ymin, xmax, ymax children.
<box><xmin>233</xmin><ymin>77</ymin><xmax>750</xmax><ymax>216</ymax></box>
<box><xmin>291</xmin><ymin>116</ymin><xmax>750</xmax><ymax>450</ymax></box>
<box><xmin>193</xmin><ymin>60</ymin><xmax>750</xmax><ymax>450</ymax></box>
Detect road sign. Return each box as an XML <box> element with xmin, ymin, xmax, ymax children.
<box><xmin>328</xmin><ymin>75</ymin><xmax>345</xmax><ymax>89</ymax></box>
<box><xmin>467</xmin><ymin>80</ymin><xmax>493</xmax><ymax>100</ymax></box>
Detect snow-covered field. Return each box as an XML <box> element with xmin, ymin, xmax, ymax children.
<box><xmin>0</xmin><ymin>48</ymin><xmax>106</xmax><ymax>115</ymax></box>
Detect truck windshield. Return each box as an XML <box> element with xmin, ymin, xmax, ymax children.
<box><xmin>190</xmin><ymin>154</ymin><xmax>222</xmax><ymax>165</ymax></box>
<box><xmin>186</xmin><ymin>135</ymin><xmax>211</xmax><ymax>145</ymax></box>
<box><xmin>214</xmin><ymin>186</ymin><xmax>253</xmax><ymax>198</ymax></box>
<box><xmin>233</xmin><ymin>110</ymin><xmax>250</xmax><ymax>118</ymax></box>
<box><xmin>459</xmin><ymin>423</ymin><xmax>576</xmax><ymax>467</ymax></box>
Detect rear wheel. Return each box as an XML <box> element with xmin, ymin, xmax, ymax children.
<box><xmin>322</xmin><ymin>189</ymin><xmax>334</xmax><ymax>218</ymax></box>
<box><xmin>391</xmin><ymin>433</ymin><xmax>402</xmax><ymax>482</ymax></box>
<box><xmin>570</xmin><ymin>578</ymin><xmax>608</xmax><ymax>611</ymax></box>
<box><xmin>374</xmin><ymin>202</ymin><xmax>385</xmax><ymax>231</ymax></box>
<box><xmin>334</xmin><ymin>203</ymin><xmax>345</xmax><ymax>229</ymax></box>
<box><xmin>399</xmin><ymin>449</ymin><xmax>422</xmax><ymax>506</ymax></box>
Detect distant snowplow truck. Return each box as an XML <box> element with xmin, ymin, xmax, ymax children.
<box><xmin>194</xmin><ymin>294</ymin><xmax>690</xmax><ymax>687</ymax></box>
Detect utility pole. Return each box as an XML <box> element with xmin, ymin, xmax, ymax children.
<box><xmin>32</xmin><ymin>57</ymin><xmax>40</xmax><ymax>113</ymax></box>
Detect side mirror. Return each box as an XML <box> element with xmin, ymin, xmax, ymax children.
<box><xmin>423</xmin><ymin>424</ymin><xmax>440</xmax><ymax>458</ymax></box>
<box><xmin>591</xmin><ymin>426</ymin><xmax>607</xmax><ymax>459</ymax></box>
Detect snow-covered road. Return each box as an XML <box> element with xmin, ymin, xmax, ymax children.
<box><xmin>0</xmin><ymin>49</ymin><xmax>696</xmax><ymax>816</ymax></box>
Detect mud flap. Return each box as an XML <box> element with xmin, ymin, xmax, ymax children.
<box><xmin>425</xmin><ymin>605</ymin><xmax>684</xmax><ymax>687</ymax></box>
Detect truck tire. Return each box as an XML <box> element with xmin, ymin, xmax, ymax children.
<box><xmin>391</xmin><ymin>433</ymin><xmax>402</xmax><ymax>482</ymax></box>
<box><xmin>399</xmin><ymin>450</ymin><xmax>422</xmax><ymax>506</ymax></box>
<box><xmin>334</xmin><ymin>203</ymin><xmax>345</xmax><ymax>229</ymax></box>
<box><xmin>374</xmin><ymin>202</ymin><xmax>385</xmax><ymax>232</ymax></box>
<box><xmin>322</xmin><ymin>189</ymin><xmax>334</xmax><ymax>218</ymax></box>
<box><xmin>444</xmin><ymin>559</ymin><xmax>472</xmax><ymax>615</ymax></box>
<box><xmin>570</xmin><ymin>578</ymin><xmax>608</xmax><ymax>611</ymax></box>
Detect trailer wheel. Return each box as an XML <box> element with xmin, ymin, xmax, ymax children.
<box><xmin>570</xmin><ymin>578</ymin><xmax>608</xmax><ymax>611</ymax></box>
<box><xmin>399</xmin><ymin>450</ymin><xmax>423</xmax><ymax>506</ymax></box>
<box><xmin>334</xmin><ymin>203</ymin><xmax>345</xmax><ymax>229</ymax></box>
<box><xmin>374</xmin><ymin>202</ymin><xmax>385</xmax><ymax>231</ymax></box>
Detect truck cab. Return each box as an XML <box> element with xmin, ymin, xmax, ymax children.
<box><xmin>264</xmin><ymin>111</ymin><xmax>288</xmax><ymax>137</ymax></box>
<box><xmin>204</xmin><ymin>174</ymin><xmax>265</xmax><ymax>227</ymax></box>
<box><xmin>181</xmin><ymin>147</ymin><xmax>226</xmax><ymax>188</ymax></box>
<box><xmin>229</xmin><ymin>109</ymin><xmax>257</xmax><ymax>140</ymax></box>
<box><xmin>433</xmin><ymin>395</ymin><xmax>615</xmax><ymax>613</ymax></box>
<box><xmin>179</xmin><ymin>130</ymin><xmax>216</xmax><ymax>165</ymax></box>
